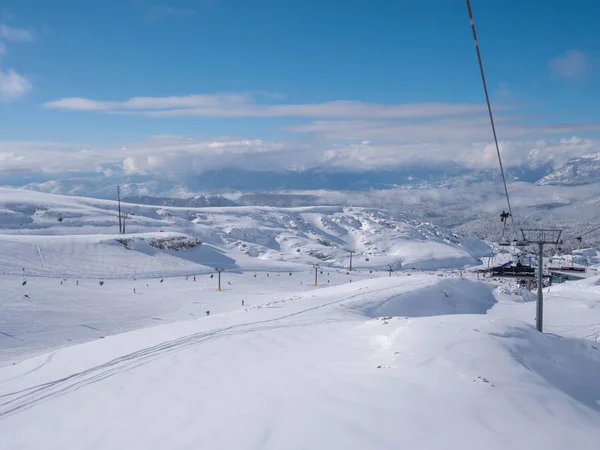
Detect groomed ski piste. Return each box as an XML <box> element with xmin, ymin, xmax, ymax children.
<box><xmin>1</xmin><ymin>188</ymin><xmax>600</xmax><ymax>450</ymax></box>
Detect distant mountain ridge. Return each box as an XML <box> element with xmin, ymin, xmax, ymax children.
<box><xmin>16</xmin><ymin>150</ymin><xmax>599</xmax><ymax>200</ymax></box>
<box><xmin>0</xmin><ymin>187</ymin><xmax>491</xmax><ymax>272</ymax></box>
<box><xmin>123</xmin><ymin>195</ymin><xmax>237</xmax><ymax>208</ymax></box>
<box><xmin>537</xmin><ymin>153</ymin><xmax>600</xmax><ymax>186</ymax></box>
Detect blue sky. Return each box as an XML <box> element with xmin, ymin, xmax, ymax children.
<box><xmin>0</xmin><ymin>0</ymin><xmax>599</xmax><ymax>179</ymax></box>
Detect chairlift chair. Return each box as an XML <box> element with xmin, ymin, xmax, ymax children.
<box><xmin>496</xmin><ymin>211</ymin><xmax>527</xmax><ymax>247</ymax></box>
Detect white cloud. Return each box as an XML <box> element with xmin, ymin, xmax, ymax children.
<box><xmin>0</xmin><ymin>23</ymin><xmax>34</xmax><ymax>42</ymax></box>
<box><xmin>550</xmin><ymin>50</ymin><xmax>590</xmax><ymax>80</ymax></box>
<box><xmin>282</xmin><ymin>116</ymin><xmax>600</xmax><ymax>143</ymax></box>
<box><xmin>0</xmin><ymin>142</ymin><xmax>102</xmax><ymax>173</ymax></box>
<box><xmin>302</xmin><ymin>182</ymin><xmax>600</xmax><ymax>219</ymax></box>
<box><xmin>0</xmin><ymin>134</ymin><xmax>597</xmax><ymax>177</ymax></box>
<box><xmin>43</xmin><ymin>93</ymin><xmax>250</xmax><ymax>111</ymax></box>
<box><xmin>43</xmin><ymin>97</ymin><xmax>114</xmax><ymax>111</ymax></box>
<box><xmin>0</xmin><ymin>69</ymin><xmax>31</xmax><ymax>101</ymax></box>
<box><xmin>42</xmin><ymin>92</ymin><xmax>495</xmax><ymax>119</ymax></box>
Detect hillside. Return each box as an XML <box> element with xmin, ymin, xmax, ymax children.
<box><xmin>1</xmin><ymin>188</ymin><xmax>600</xmax><ymax>449</ymax></box>
<box><xmin>0</xmin><ymin>188</ymin><xmax>490</xmax><ymax>276</ymax></box>
<box><xmin>2</xmin><ymin>272</ymin><xmax>600</xmax><ymax>450</ymax></box>
<box><xmin>538</xmin><ymin>153</ymin><xmax>600</xmax><ymax>186</ymax></box>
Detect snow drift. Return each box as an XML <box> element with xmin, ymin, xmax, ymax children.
<box><xmin>348</xmin><ymin>278</ymin><xmax>497</xmax><ymax>318</ymax></box>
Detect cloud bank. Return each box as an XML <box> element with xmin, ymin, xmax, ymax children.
<box><xmin>0</xmin><ymin>135</ymin><xmax>596</xmax><ymax>178</ymax></box>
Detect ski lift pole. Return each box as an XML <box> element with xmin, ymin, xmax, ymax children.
<box><xmin>520</xmin><ymin>228</ymin><xmax>562</xmax><ymax>332</ymax></box>
<box><xmin>215</xmin><ymin>268</ymin><xmax>223</xmax><ymax>291</ymax></box>
<box><xmin>313</xmin><ymin>264</ymin><xmax>319</xmax><ymax>286</ymax></box>
<box><xmin>347</xmin><ymin>250</ymin><xmax>355</xmax><ymax>271</ymax></box>
<box><xmin>117</xmin><ymin>185</ymin><xmax>122</xmax><ymax>234</ymax></box>
<box><xmin>536</xmin><ymin>242</ymin><xmax>544</xmax><ymax>332</ymax></box>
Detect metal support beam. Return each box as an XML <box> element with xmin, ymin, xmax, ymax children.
<box><xmin>519</xmin><ymin>228</ymin><xmax>563</xmax><ymax>333</ymax></box>
<box><xmin>536</xmin><ymin>242</ymin><xmax>543</xmax><ymax>332</ymax></box>
<box><xmin>347</xmin><ymin>250</ymin><xmax>355</xmax><ymax>271</ymax></box>
<box><xmin>122</xmin><ymin>213</ymin><xmax>129</xmax><ymax>234</ymax></box>
<box><xmin>215</xmin><ymin>268</ymin><xmax>223</xmax><ymax>291</ymax></box>
<box><xmin>117</xmin><ymin>185</ymin><xmax>122</xmax><ymax>234</ymax></box>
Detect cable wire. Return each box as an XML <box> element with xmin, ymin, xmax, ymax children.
<box><xmin>466</xmin><ymin>0</ymin><xmax>518</xmax><ymax>239</ymax></box>
<box><xmin>578</xmin><ymin>225</ymin><xmax>600</xmax><ymax>239</ymax></box>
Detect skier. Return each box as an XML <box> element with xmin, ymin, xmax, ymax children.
<box><xmin>194</xmin><ymin>276</ymin><xmax>196</xmax><ymax>281</ymax></box>
<box><xmin>241</xmin><ymin>300</ymin><xmax>245</xmax><ymax>306</ymax></box>
<box><xmin>76</xmin><ymin>280</ymin><xmax>79</xmax><ymax>286</ymax></box>
<box><xmin>211</xmin><ymin>274</ymin><xmax>214</xmax><ymax>279</ymax></box>
<box><xmin>206</xmin><ymin>310</ymin><xmax>210</xmax><ymax>316</ymax></box>
<box><xmin>133</xmin><ymin>288</ymin><xmax>136</xmax><ymax>294</ymax></box>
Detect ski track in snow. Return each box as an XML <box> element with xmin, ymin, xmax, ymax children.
<box><xmin>1</xmin><ymin>189</ymin><xmax>600</xmax><ymax>449</ymax></box>
<box><xmin>0</xmin><ymin>282</ymin><xmax>397</xmax><ymax>418</ymax></box>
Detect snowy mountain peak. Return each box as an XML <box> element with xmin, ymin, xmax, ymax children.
<box><xmin>538</xmin><ymin>152</ymin><xmax>600</xmax><ymax>186</ymax></box>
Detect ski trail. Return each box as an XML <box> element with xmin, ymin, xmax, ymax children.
<box><xmin>0</xmin><ymin>331</ymin><xmax>21</xmax><ymax>341</ymax></box>
<box><xmin>36</xmin><ymin>246</ymin><xmax>44</xmax><ymax>269</ymax></box>
<box><xmin>0</xmin><ymin>284</ymin><xmax>394</xmax><ymax>419</ymax></box>
<box><xmin>0</xmin><ymin>354</ymin><xmax>55</xmax><ymax>385</ymax></box>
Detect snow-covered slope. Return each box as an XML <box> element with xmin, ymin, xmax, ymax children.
<box><xmin>2</xmin><ymin>188</ymin><xmax>600</xmax><ymax>449</ymax></box>
<box><xmin>123</xmin><ymin>194</ymin><xmax>237</xmax><ymax>208</ymax></box>
<box><xmin>2</xmin><ymin>273</ymin><xmax>600</xmax><ymax>450</ymax></box>
<box><xmin>538</xmin><ymin>152</ymin><xmax>600</xmax><ymax>186</ymax></box>
<box><xmin>0</xmin><ymin>188</ymin><xmax>490</xmax><ymax>275</ymax></box>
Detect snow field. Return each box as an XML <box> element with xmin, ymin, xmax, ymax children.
<box><xmin>1</xmin><ymin>189</ymin><xmax>600</xmax><ymax>449</ymax></box>
<box><xmin>0</xmin><ymin>187</ymin><xmax>490</xmax><ymax>271</ymax></box>
<box><xmin>1</xmin><ymin>274</ymin><xmax>600</xmax><ymax>449</ymax></box>
<box><xmin>1</xmin><ymin>264</ymin><xmax>394</xmax><ymax>363</ymax></box>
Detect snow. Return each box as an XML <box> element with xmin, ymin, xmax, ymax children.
<box><xmin>1</xmin><ymin>189</ymin><xmax>600</xmax><ymax>449</ymax></box>
<box><xmin>2</xmin><ymin>274</ymin><xmax>600</xmax><ymax>449</ymax></box>
<box><xmin>0</xmin><ymin>187</ymin><xmax>490</xmax><ymax>272</ymax></box>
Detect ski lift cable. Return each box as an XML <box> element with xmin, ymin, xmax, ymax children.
<box><xmin>466</xmin><ymin>0</ymin><xmax>518</xmax><ymax>239</ymax></box>
<box><xmin>577</xmin><ymin>224</ymin><xmax>600</xmax><ymax>240</ymax></box>
<box><xmin>558</xmin><ymin>224</ymin><xmax>600</xmax><ymax>247</ymax></box>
